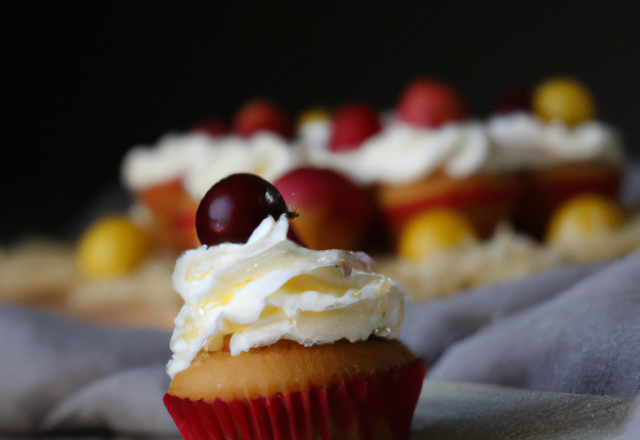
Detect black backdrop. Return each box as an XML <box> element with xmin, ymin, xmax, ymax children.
<box><xmin>2</xmin><ymin>2</ymin><xmax>639</xmax><ymax>242</ymax></box>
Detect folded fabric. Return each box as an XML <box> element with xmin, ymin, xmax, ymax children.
<box><xmin>399</xmin><ymin>261</ymin><xmax>607</xmax><ymax>367</ymax></box>
<box><xmin>423</xmin><ymin>249</ymin><xmax>640</xmax><ymax>398</ymax></box>
<box><xmin>0</xmin><ymin>306</ymin><xmax>175</xmax><ymax>434</ymax></box>
<box><xmin>622</xmin><ymin>397</ymin><xmax>640</xmax><ymax>439</ymax></box>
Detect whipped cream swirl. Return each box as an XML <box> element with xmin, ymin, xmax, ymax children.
<box><xmin>167</xmin><ymin>215</ymin><xmax>407</xmax><ymax>377</ymax></box>
<box><xmin>486</xmin><ymin>112</ymin><xmax>624</xmax><ymax>170</ymax></box>
<box><xmin>122</xmin><ymin>131</ymin><xmax>302</xmax><ymax>197</ymax></box>
<box><xmin>121</xmin><ymin>133</ymin><xmax>214</xmax><ymax>192</ymax></box>
<box><xmin>303</xmin><ymin>120</ymin><xmax>490</xmax><ymax>185</ymax></box>
<box><xmin>184</xmin><ymin>132</ymin><xmax>302</xmax><ymax>200</ymax></box>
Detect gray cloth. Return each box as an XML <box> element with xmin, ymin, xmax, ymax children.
<box><xmin>420</xmin><ymin>249</ymin><xmax>640</xmax><ymax>398</ymax></box>
<box><xmin>399</xmin><ymin>262</ymin><xmax>607</xmax><ymax>367</ymax></box>
<box><xmin>0</xmin><ymin>306</ymin><xmax>176</xmax><ymax>434</ymax></box>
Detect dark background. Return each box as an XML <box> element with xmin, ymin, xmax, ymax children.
<box><xmin>2</xmin><ymin>2</ymin><xmax>639</xmax><ymax>243</ymax></box>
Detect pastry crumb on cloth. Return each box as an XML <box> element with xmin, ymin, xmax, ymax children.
<box><xmin>379</xmin><ymin>214</ymin><xmax>640</xmax><ymax>302</ymax></box>
<box><xmin>0</xmin><ymin>239</ymin><xmax>181</xmax><ymax>330</ymax></box>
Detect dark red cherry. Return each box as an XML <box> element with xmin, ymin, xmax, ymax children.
<box><xmin>195</xmin><ymin>173</ymin><xmax>298</xmax><ymax>246</ymax></box>
<box><xmin>188</xmin><ymin>116</ymin><xmax>227</xmax><ymax>137</ymax></box>
<box><xmin>492</xmin><ymin>87</ymin><xmax>532</xmax><ymax>114</ymax></box>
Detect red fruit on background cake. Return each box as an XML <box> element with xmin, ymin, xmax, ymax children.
<box><xmin>232</xmin><ymin>99</ymin><xmax>293</xmax><ymax>138</ymax></box>
<box><xmin>188</xmin><ymin>116</ymin><xmax>227</xmax><ymax>137</ymax></box>
<box><xmin>274</xmin><ymin>167</ymin><xmax>375</xmax><ymax>251</ymax></box>
<box><xmin>328</xmin><ymin>103</ymin><xmax>382</xmax><ymax>152</ymax></box>
<box><xmin>492</xmin><ymin>87</ymin><xmax>532</xmax><ymax>114</ymax></box>
<box><xmin>397</xmin><ymin>78</ymin><xmax>467</xmax><ymax>128</ymax></box>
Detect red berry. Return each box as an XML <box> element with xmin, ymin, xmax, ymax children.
<box><xmin>195</xmin><ymin>174</ymin><xmax>298</xmax><ymax>246</ymax></box>
<box><xmin>328</xmin><ymin>103</ymin><xmax>382</xmax><ymax>152</ymax></box>
<box><xmin>231</xmin><ymin>99</ymin><xmax>292</xmax><ymax>138</ymax></box>
<box><xmin>493</xmin><ymin>87</ymin><xmax>532</xmax><ymax>114</ymax></box>
<box><xmin>188</xmin><ymin>116</ymin><xmax>227</xmax><ymax>137</ymax></box>
<box><xmin>397</xmin><ymin>78</ymin><xmax>467</xmax><ymax>128</ymax></box>
<box><xmin>274</xmin><ymin>167</ymin><xmax>375</xmax><ymax>251</ymax></box>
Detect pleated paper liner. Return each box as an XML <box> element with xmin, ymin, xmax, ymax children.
<box><xmin>164</xmin><ymin>358</ymin><xmax>426</xmax><ymax>440</ymax></box>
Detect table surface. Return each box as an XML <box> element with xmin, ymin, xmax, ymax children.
<box><xmin>412</xmin><ymin>381</ymin><xmax>633</xmax><ymax>439</ymax></box>
<box><xmin>0</xmin><ymin>381</ymin><xmax>633</xmax><ymax>440</ymax></box>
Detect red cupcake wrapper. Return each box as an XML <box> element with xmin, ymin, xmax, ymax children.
<box><xmin>164</xmin><ymin>359</ymin><xmax>426</xmax><ymax>440</ymax></box>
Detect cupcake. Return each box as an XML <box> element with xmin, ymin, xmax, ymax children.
<box><xmin>487</xmin><ymin>77</ymin><xmax>624</xmax><ymax>237</ymax></box>
<box><xmin>163</xmin><ymin>174</ymin><xmax>426</xmax><ymax>440</ymax></box>
<box><xmin>121</xmin><ymin>131</ymin><xmax>212</xmax><ymax>252</ymax></box>
<box><xmin>301</xmin><ymin>80</ymin><xmax>522</xmax><ymax>244</ymax></box>
<box><xmin>121</xmin><ymin>100</ymin><xmax>300</xmax><ymax>253</ymax></box>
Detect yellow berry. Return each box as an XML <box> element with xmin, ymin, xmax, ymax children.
<box><xmin>77</xmin><ymin>216</ymin><xmax>151</xmax><ymax>278</ymax></box>
<box><xmin>546</xmin><ymin>195</ymin><xmax>624</xmax><ymax>244</ymax></box>
<box><xmin>532</xmin><ymin>77</ymin><xmax>595</xmax><ymax>125</ymax></box>
<box><xmin>296</xmin><ymin>107</ymin><xmax>330</xmax><ymax>127</ymax></box>
<box><xmin>398</xmin><ymin>208</ymin><xmax>479</xmax><ymax>261</ymax></box>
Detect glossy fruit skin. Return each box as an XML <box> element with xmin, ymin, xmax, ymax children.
<box><xmin>188</xmin><ymin>116</ymin><xmax>227</xmax><ymax>137</ymax></box>
<box><xmin>545</xmin><ymin>194</ymin><xmax>624</xmax><ymax>244</ymax></box>
<box><xmin>398</xmin><ymin>208</ymin><xmax>478</xmax><ymax>261</ymax></box>
<box><xmin>232</xmin><ymin>99</ymin><xmax>292</xmax><ymax>138</ymax></box>
<box><xmin>493</xmin><ymin>87</ymin><xmax>532</xmax><ymax>114</ymax></box>
<box><xmin>328</xmin><ymin>103</ymin><xmax>382</xmax><ymax>152</ymax></box>
<box><xmin>397</xmin><ymin>78</ymin><xmax>467</xmax><ymax>128</ymax></box>
<box><xmin>532</xmin><ymin>77</ymin><xmax>595</xmax><ymax>125</ymax></box>
<box><xmin>77</xmin><ymin>216</ymin><xmax>151</xmax><ymax>278</ymax></box>
<box><xmin>274</xmin><ymin>167</ymin><xmax>375</xmax><ymax>251</ymax></box>
<box><xmin>196</xmin><ymin>173</ymin><xmax>296</xmax><ymax>246</ymax></box>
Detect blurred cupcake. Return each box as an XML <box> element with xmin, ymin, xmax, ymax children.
<box><xmin>121</xmin><ymin>130</ymin><xmax>213</xmax><ymax>252</ymax></box>
<box><xmin>302</xmin><ymin>79</ymin><xmax>521</xmax><ymax>243</ymax></box>
<box><xmin>163</xmin><ymin>174</ymin><xmax>425</xmax><ymax>440</ymax></box>
<box><xmin>487</xmin><ymin>77</ymin><xmax>624</xmax><ymax>237</ymax></box>
<box><xmin>121</xmin><ymin>99</ymin><xmax>301</xmax><ymax>253</ymax></box>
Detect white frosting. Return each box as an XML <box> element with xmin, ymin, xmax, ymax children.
<box><xmin>167</xmin><ymin>215</ymin><xmax>407</xmax><ymax>378</ymax></box>
<box><xmin>184</xmin><ymin>132</ymin><xmax>302</xmax><ymax>200</ymax></box>
<box><xmin>121</xmin><ymin>133</ymin><xmax>214</xmax><ymax>192</ymax></box>
<box><xmin>297</xmin><ymin>119</ymin><xmax>331</xmax><ymax>153</ymax></box>
<box><xmin>486</xmin><ymin>112</ymin><xmax>624</xmax><ymax>170</ymax></box>
<box><xmin>303</xmin><ymin>120</ymin><xmax>490</xmax><ymax>185</ymax></box>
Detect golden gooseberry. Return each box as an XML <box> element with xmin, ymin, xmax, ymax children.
<box><xmin>532</xmin><ymin>77</ymin><xmax>595</xmax><ymax>126</ymax></box>
<box><xmin>296</xmin><ymin>107</ymin><xmax>331</xmax><ymax>127</ymax></box>
<box><xmin>398</xmin><ymin>208</ymin><xmax>479</xmax><ymax>261</ymax></box>
<box><xmin>546</xmin><ymin>194</ymin><xmax>624</xmax><ymax>245</ymax></box>
<box><xmin>77</xmin><ymin>216</ymin><xmax>151</xmax><ymax>278</ymax></box>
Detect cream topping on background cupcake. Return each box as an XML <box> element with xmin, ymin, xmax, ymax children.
<box><xmin>167</xmin><ymin>214</ymin><xmax>407</xmax><ymax>378</ymax></box>
<box><xmin>121</xmin><ymin>133</ymin><xmax>214</xmax><ymax>192</ymax></box>
<box><xmin>183</xmin><ymin>132</ymin><xmax>302</xmax><ymax>200</ymax></box>
<box><xmin>122</xmin><ymin>132</ymin><xmax>302</xmax><ymax>199</ymax></box>
<box><xmin>487</xmin><ymin>112</ymin><xmax>624</xmax><ymax>170</ymax></box>
<box><xmin>303</xmin><ymin>120</ymin><xmax>491</xmax><ymax>185</ymax></box>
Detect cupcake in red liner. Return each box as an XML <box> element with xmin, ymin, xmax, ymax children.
<box><xmin>165</xmin><ymin>339</ymin><xmax>425</xmax><ymax>440</ymax></box>
<box><xmin>163</xmin><ymin>174</ymin><xmax>426</xmax><ymax>440</ymax></box>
